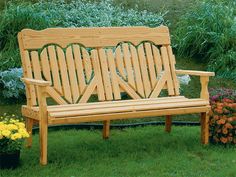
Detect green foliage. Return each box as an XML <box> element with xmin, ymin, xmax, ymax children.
<box><xmin>0</xmin><ymin>68</ymin><xmax>25</xmax><ymax>99</ymax></box>
<box><xmin>0</xmin><ymin>0</ymin><xmax>166</xmax><ymax>71</ymax></box>
<box><xmin>174</xmin><ymin>1</ymin><xmax>236</xmax><ymax>80</ymax></box>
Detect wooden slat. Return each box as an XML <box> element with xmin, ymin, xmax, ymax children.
<box><xmin>38</xmin><ymin>96</ymin><xmax>186</xmax><ymax>110</ymax></box>
<box><xmin>31</xmin><ymin>51</ymin><xmax>42</xmax><ymax>79</ymax></box>
<box><xmin>47</xmin><ymin>46</ymin><xmax>62</xmax><ymax>94</ymax></box>
<box><xmin>122</xmin><ymin>43</ymin><xmax>136</xmax><ymax>89</ymax></box>
<box><xmin>73</xmin><ymin>45</ymin><xmax>86</xmax><ymax>93</ymax></box>
<box><xmin>130</xmin><ymin>45</ymin><xmax>144</xmax><ymax>97</ymax></box>
<box><xmin>144</xmin><ymin>43</ymin><xmax>156</xmax><ymax>88</ymax></box>
<box><xmin>81</xmin><ymin>48</ymin><xmax>92</xmax><ymax>83</ymax></box>
<box><xmin>48</xmin><ymin>97</ymin><xmax>190</xmax><ymax>112</ymax></box>
<box><xmin>49</xmin><ymin>106</ymin><xmax>210</xmax><ymax>125</ymax></box>
<box><xmin>46</xmin><ymin>87</ymin><xmax>68</xmax><ymax>105</ymax></box>
<box><xmin>49</xmin><ymin>100</ymin><xmax>209</xmax><ymax>117</ymax></box>
<box><xmin>56</xmin><ymin>46</ymin><xmax>72</xmax><ymax>103</ymax></box>
<box><xmin>167</xmin><ymin>46</ymin><xmax>180</xmax><ymax>95</ymax></box>
<box><xmin>117</xmin><ymin>76</ymin><xmax>141</xmax><ymax>99</ymax></box>
<box><xmin>160</xmin><ymin>46</ymin><xmax>174</xmax><ymax>95</ymax></box>
<box><xmin>40</xmin><ymin>48</ymin><xmax>51</xmax><ymax>81</ymax></box>
<box><xmin>107</xmin><ymin>49</ymin><xmax>121</xmax><ymax>100</ymax></box>
<box><xmin>21</xmin><ymin>26</ymin><xmax>171</xmax><ymax>49</ymax></box>
<box><xmin>24</xmin><ymin>51</ymin><xmax>37</xmax><ymax>105</ymax></box>
<box><xmin>79</xmin><ymin>78</ymin><xmax>97</xmax><ymax>103</ymax></box>
<box><xmin>98</xmin><ymin>48</ymin><xmax>113</xmax><ymax>100</ymax></box>
<box><xmin>91</xmin><ymin>49</ymin><xmax>105</xmax><ymax>101</ymax></box>
<box><xmin>115</xmin><ymin>46</ymin><xmax>126</xmax><ymax>79</ymax></box>
<box><xmin>152</xmin><ymin>45</ymin><xmax>163</xmax><ymax>75</ymax></box>
<box><xmin>150</xmin><ymin>72</ymin><xmax>167</xmax><ymax>98</ymax></box>
<box><xmin>66</xmin><ymin>46</ymin><xmax>80</xmax><ymax>103</ymax></box>
<box><xmin>137</xmin><ymin>44</ymin><xmax>151</xmax><ymax>97</ymax></box>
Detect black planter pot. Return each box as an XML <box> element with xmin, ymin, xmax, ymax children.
<box><xmin>0</xmin><ymin>150</ymin><xmax>20</xmax><ymax>169</ymax></box>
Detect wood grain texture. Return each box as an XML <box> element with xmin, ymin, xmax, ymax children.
<box><xmin>20</xmin><ymin>26</ymin><xmax>170</xmax><ymax>49</ymax></box>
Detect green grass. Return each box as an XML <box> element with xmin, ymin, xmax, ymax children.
<box><xmin>0</xmin><ymin>126</ymin><xmax>235</xmax><ymax>177</ymax></box>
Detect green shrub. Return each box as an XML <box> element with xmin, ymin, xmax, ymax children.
<box><xmin>174</xmin><ymin>1</ymin><xmax>236</xmax><ymax>80</ymax></box>
<box><xmin>0</xmin><ymin>68</ymin><xmax>25</xmax><ymax>99</ymax></box>
<box><xmin>0</xmin><ymin>0</ymin><xmax>166</xmax><ymax>71</ymax></box>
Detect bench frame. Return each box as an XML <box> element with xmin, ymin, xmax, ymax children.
<box><xmin>18</xmin><ymin>26</ymin><xmax>214</xmax><ymax>165</ymax></box>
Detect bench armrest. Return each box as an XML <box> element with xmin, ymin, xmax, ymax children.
<box><xmin>175</xmin><ymin>70</ymin><xmax>215</xmax><ymax>77</ymax></box>
<box><xmin>21</xmin><ymin>78</ymin><xmax>51</xmax><ymax>86</ymax></box>
<box><xmin>21</xmin><ymin>78</ymin><xmax>49</xmax><ymax>118</ymax></box>
<box><xmin>176</xmin><ymin>70</ymin><xmax>215</xmax><ymax>100</ymax></box>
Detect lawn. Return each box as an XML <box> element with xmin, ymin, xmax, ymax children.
<box><xmin>1</xmin><ymin>126</ymin><xmax>235</xmax><ymax>177</ymax></box>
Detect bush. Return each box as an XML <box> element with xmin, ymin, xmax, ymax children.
<box><xmin>0</xmin><ymin>68</ymin><xmax>25</xmax><ymax>99</ymax></box>
<box><xmin>0</xmin><ymin>0</ymin><xmax>166</xmax><ymax>71</ymax></box>
<box><xmin>174</xmin><ymin>1</ymin><xmax>236</xmax><ymax>80</ymax></box>
<box><xmin>209</xmin><ymin>88</ymin><xmax>236</xmax><ymax>145</ymax></box>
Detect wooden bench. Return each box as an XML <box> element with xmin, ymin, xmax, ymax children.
<box><xmin>18</xmin><ymin>26</ymin><xmax>215</xmax><ymax>165</ymax></box>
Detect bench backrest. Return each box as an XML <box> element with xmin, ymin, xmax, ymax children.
<box><xmin>18</xmin><ymin>26</ymin><xmax>180</xmax><ymax>106</ymax></box>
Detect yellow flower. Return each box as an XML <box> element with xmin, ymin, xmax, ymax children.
<box><xmin>11</xmin><ymin>133</ymin><xmax>19</xmax><ymax>140</ymax></box>
<box><xmin>1</xmin><ymin>130</ymin><xmax>11</xmax><ymax>138</ymax></box>
<box><xmin>18</xmin><ymin>128</ymin><xmax>29</xmax><ymax>138</ymax></box>
<box><xmin>0</xmin><ymin>134</ymin><xmax>3</xmax><ymax>139</ymax></box>
<box><xmin>6</xmin><ymin>124</ymin><xmax>18</xmax><ymax>131</ymax></box>
<box><xmin>15</xmin><ymin>122</ymin><xmax>25</xmax><ymax>129</ymax></box>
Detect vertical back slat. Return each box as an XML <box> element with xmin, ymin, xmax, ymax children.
<box><xmin>82</xmin><ymin>48</ymin><xmax>92</xmax><ymax>83</ymax></box>
<box><xmin>115</xmin><ymin>46</ymin><xmax>126</xmax><ymax>79</ymax></box>
<box><xmin>130</xmin><ymin>45</ymin><xmax>145</xmax><ymax>97</ymax></box>
<box><xmin>91</xmin><ymin>49</ymin><xmax>105</xmax><ymax>101</ymax></box>
<box><xmin>24</xmin><ymin>51</ymin><xmax>37</xmax><ymax>105</ymax></box>
<box><xmin>160</xmin><ymin>46</ymin><xmax>175</xmax><ymax>95</ymax></box>
<box><xmin>152</xmin><ymin>45</ymin><xmax>163</xmax><ymax>75</ymax></box>
<box><xmin>48</xmin><ymin>46</ymin><xmax>63</xmax><ymax>94</ymax></box>
<box><xmin>40</xmin><ymin>48</ymin><xmax>52</xmax><ymax>81</ymax></box>
<box><xmin>66</xmin><ymin>46</ymin><xmax>80</xmax><ymax>103</ymax></box>
<box><xmin>122</xmin><ymin>43</ymin><xmax>136</xmax><ymax>89</ymax></box>
<box><xmin>144</xmin><ymin>43</ymin><xmax>156</xmax><ymax>88</ymax></box>
<box><xmin>167</xmin><ymin>46</ymin><xmax>180</xmax><ymax>95</ymax></box>
<box><xmin>98</xmin><ymin>48</ymin><xmax>113</xmax><ymax>101</ymax></box>
<box><xmin>137</xmin><ymin>44</ymin><xmax>151</xmax><ymax>97</ymax></box>
<box><xmin>56</xmin><ymin>46</ymin><xmax>72</xmax><ymax>103</ymax></box>
<box><xmin>73</xmin><ymin>45</ymin><xmax>86</xmax><ymax>94</ymax></box>
<box><xmin>31</xmin><ymin>51</ymin><xmax>42</xmax><ymax>80</ymax></box>
<box><xmin>107</xmin><ymin>49</ymin><xmax>121</xmax><ymax>100</ymax></box>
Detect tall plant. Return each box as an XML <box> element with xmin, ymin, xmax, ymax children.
<box><xmin>174</xmin><ymin>1</ymin><xmax>236</xmax><ymax>81</ymax></box>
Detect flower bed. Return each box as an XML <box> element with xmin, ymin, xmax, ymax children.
<box><xmin>209</xmin><ymin>88</ymin><xmax>236</xmax><ymax>144</ymax></box>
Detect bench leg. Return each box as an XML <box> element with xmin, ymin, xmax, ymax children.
<box><xmin>103</xmin><ymin>120</ymin><xmax>110</xmax><ymax>139</ymax></box>
<box><xmin>165</xmin><ymin>115</ymin><xmax>172</xmax><ymax>132</ymax></box>
<box><xmin>25</xmin><ymin>118</ymin><xmax>34</xmax><ymax>148</ymax></box>
<box><xmin>39</xmin><ymin>118</ymin><xmax>48</xmax><ymax>165</ymax></box>
<box><xmin>201</xmin><ymin>112</ymin><xmax>209</xmax><ymax>144</ymax></box>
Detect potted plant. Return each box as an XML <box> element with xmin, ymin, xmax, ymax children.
<box><xmin>209</xmin><ymin>88</ymin><xmax>236</xmax><ymax>145</ymax></box>
<box><xmin>0</xmin><ymin>115</ymin><xmax>29</xmax><ymax>169</ymax></box>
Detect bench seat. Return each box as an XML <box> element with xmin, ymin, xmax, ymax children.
<box><xmin>22</xmin><ymin>96</ymin><xmax>210</xmax><ymax>125</ymax></box>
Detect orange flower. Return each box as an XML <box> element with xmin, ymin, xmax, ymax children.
<box><xmin>213</xmin><ymin>136</ymin><xmax>219</xmax><ymax>142</ymax></box>
<box><xmin>213</xmin><ymin>115</ymin><xmax>219</xmax><ymax>120</ymax></box>
<box><xmin>228</xmin><ymin>137</ymin><xmax>233</xmax><ymax>142</ymax></box>
<box><xmin>220</xmin><ymin>137</ymin><xmax>228</xmax><ymax>144</ymax></box>
<box><xmin>233</xmin><ymin>138</ymin><xmax>236</xmax><ymax>144</ymax></box>
<box><xmin>217</xmin><ymin>119</ymin><xmax>226</xmax><ymax>125</ymax></box>
<box><xmin>227</xmin><ymin>117</ymin><xmax>233</xmax><ymax>122</ymax></box>
<box><xmin>222</xmin><ymin>128</ymin><xmax>228</xmax><ymax>134</ymax></box>
<box><xmin>225</xmin><ymin>123</ymin><xmax>233</xmax><ymax>129</ymax></box>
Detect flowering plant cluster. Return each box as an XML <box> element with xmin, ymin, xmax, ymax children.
<box><xmin>209</xmin><ymin>88</ymin><xmax>236</xmax><ymax>144</ymax></box>
<box><xmin>0</xmin><ymin>115</ymin><xmax>29</xmax><ymax>153</ymax></box>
